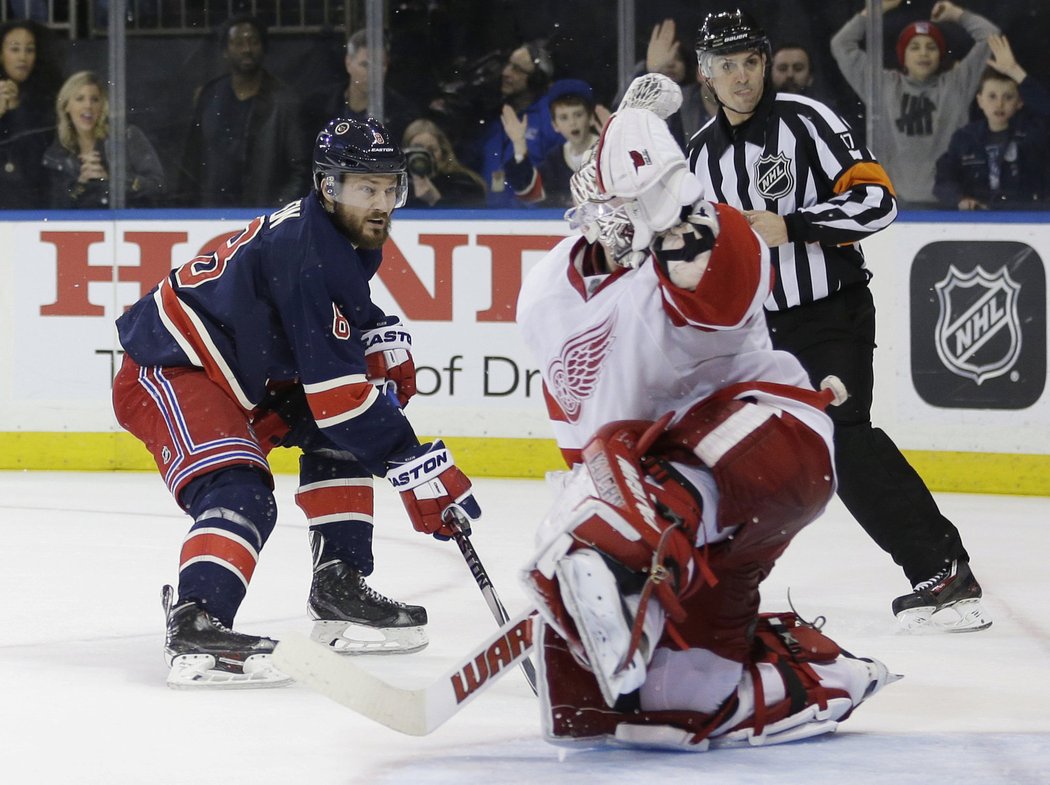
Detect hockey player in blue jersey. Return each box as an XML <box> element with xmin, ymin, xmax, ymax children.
<box><xmin>112</xmin><ymin>117</ymin><xmax>482</xmax><ymax>688</ymax></box>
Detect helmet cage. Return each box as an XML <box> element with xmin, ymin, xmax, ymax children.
<box><xmin>564</xmin><ymin>197</ymin><xmax>647</xmax><ymax>269</ymax></box>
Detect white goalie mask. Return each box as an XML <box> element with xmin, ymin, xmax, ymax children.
<box><xmin>564</xmin><ymin>107</ymin><xmax>703</xmax><ymax>269</ymax></box>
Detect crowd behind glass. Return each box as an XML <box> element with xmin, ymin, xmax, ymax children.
<box><xmin>1</xmin><ymin>0</ymin><xmax>1047</xmax><ymax>211</ymax></box>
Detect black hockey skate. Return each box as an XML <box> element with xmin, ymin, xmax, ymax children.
<box><xmin>308</xmin><ymin>560</ymin><xmax>428</xmax><ymax>654</ymax></box>
<box><xmin>891</xmin><ymin>560</ymin><xmax>991</xmax><ymax>633</ymax></box>
<box><xmin>162</xmin><ymin>584</ymin><xmax>292</xmax><ymax>689</ymax></box>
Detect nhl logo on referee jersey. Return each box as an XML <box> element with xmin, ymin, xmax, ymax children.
<box><xmin>754</xmin><ymin>153</ymin><xmax>794</xmax><ymax>200</ymax></box>
<box><xmin>934</xmin><ymin>265</ymin><xmax>1021</xmax><ymax>385</ymax></box>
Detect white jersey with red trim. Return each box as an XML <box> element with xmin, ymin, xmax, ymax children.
<box><xmin>517</xmin><ymin>207</ymin><xmax>834</xmax><ymax>466</ymax></box>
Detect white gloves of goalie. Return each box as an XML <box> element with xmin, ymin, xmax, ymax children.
<box><xmin>594</xmin><ymin>107</ymin><xmax>703</xmax><ymax>254</ymax></box>
<box><xmin>619</xmin><ymin>72</ymin><xmax>683</xmax><ymax>120</ymax></box>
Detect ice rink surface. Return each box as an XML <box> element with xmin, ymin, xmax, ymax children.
<box><xmin>2</xmin><ymin>470</ymin><xmax>1048</xmax><ymax>785</ymax></box>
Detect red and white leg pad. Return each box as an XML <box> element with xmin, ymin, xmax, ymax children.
<box><xmin>554</xmin><ymin>548</ymin><xmax>666</xmax><ymax>705</ymax></box>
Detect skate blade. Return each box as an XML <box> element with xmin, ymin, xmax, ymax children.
<box><xmin>310</xmin><ymin>620</ymin><xmax>428</xmax><ymax>655</ymax></box>
<box><xmin>166</xmin><ymin>653</ymin><xmax>293</xmax><ymax>689</ymax></box>
<box><xmin>715</xmin><ymin>700</ymin><xmax>850</xmax><ymax>748</ymax></box>
<box><xmin>895</xmin><ymin>598</ymin><xmax>992</xmax><ymax>634</ymax></box>
<box><xmin>860</xmin><ymin>657</ymin><xmax>904</xmax><ymax>701</ymax></box>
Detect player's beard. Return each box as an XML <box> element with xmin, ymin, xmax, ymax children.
<box><xmin>344</xmin><ymin>209</ymin><xmax>391</xmax><ymax>249</ymax></box>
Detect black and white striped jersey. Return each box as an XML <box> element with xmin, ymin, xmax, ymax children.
<box><xmin>688</xmin><ymin>90</ymin><xmax>897</xmax><ymax>311</ymax></box>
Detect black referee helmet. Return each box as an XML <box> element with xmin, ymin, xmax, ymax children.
<box><xmin>695</xmin><ymin>9</ymin><xmax>772</xmax><ymax>78</ymax></box>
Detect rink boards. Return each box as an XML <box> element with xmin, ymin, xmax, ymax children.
<box><xmin>0</xmin><ymin>207</ymin><xmax>1048</xmax><ymax>494</ymax></box>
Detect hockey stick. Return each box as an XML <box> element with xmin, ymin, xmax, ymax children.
<box><xmin>448</xmin><ymin>519</ymin><xmax>539</xmax><ymax>695</ymax></box>
<box><xmin>273</xmin><ymin>606</ymin><xmax>537</xmax><ymax>735</ymax></box>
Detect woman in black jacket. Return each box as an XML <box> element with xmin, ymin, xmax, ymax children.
<box><xmin>42</xmin><ymin>71</ymin><xmax>165</xmax><ymax>208</ymax></box>
<box><xmin>0</xmin><ymin>19</ymin><xmax>59</xmax><ymax>209</ymax></box>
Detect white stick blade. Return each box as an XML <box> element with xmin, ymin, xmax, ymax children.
<box><xmin>273</xmin><ymin>633</ymin><xmax>430</xmax><ymax>736</ymax></box>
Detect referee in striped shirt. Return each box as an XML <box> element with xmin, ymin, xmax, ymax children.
<box><xmin>687</xmin><ymin>10</ymin><xmax>990</xmax><ymax>632</ymax></box>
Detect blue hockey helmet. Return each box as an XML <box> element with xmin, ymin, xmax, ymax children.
<box><xmin>313</xmin><ymin>117</ymin><xmax>408</xmax><ymax>207</ymax></box>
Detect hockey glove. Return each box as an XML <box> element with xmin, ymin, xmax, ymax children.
<box><xmin>362</xmin><ymin>316</ymin><xmax>416</xmax><ymax>407</ymax></box>
<box><xmin>652</xmin><ymin>201</ymin><xmax>719</xmax><ymax>291</ymax></box>
<box><xmin>386</xmin><ymin>440</ymin><xmax>481</xmax><ymax>540</ymax></box>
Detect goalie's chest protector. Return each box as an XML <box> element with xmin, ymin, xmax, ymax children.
<box><xmin>518</xmin><ymin>237</ymin><xmax>802</xmax><ymax>455</ymax></box>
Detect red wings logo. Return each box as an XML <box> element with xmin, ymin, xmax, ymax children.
<box><xmin>629</xmin><ymin>150</ymin><xmax>648</xmax><ymax>172</ymax></box>
<box><xmin>547</xmin><ymin>314</ymin><xmax>617</xmax><ymax>422</ymax></box>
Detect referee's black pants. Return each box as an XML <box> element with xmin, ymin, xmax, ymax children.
<box><xmin>765</xmin><ymin>284</ymin><xmax>968</xmax><ymax>587</ymax></box>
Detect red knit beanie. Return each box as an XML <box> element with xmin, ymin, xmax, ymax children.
<box><xmin>896</xmin><ymin>21</ymin><xmax>947</xmax><ymax>69</ymax></box>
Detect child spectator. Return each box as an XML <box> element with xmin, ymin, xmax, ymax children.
<box><xmin>471</xmin><ymin>41</ymin><xmax>564</xmax><ymax>208</ymax></box>
<box><xmin>934</xmin><ymin>35</ymin><xmax>1050</xmax><ymax>210</ymax></box>
<box><xmin>831</xmin><ymin>0</ymin><xmax>999</xmax><ymax>207</ymax></box>
<box><xmin>501</xmin><ymin>78</ymin><xmax>602</xmax><ymax>208</ymax></box>
<box><xmin>401</xmin><ymin>118</ymin><xmax>486</xmax><ymax>208</ymax></box>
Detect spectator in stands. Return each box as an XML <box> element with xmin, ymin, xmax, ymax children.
<box><xmin>934</xmin><ymin>35</ymin><xmax>1050</xmax><ymax>210</ymax></box>
<box><xmin>472</xmin><ymin>40</ymin><xmax>563</xmax><ymax>208</ymax></box>
<box><xmin>400</xmin><ymin>118</ymin><xmax>486</xmax><ymax>208</ymax></box>
<box><xmin>772</xmin><ymin>43</ymin><xmax>815</xmax><ymax>95</ymax></box>
<box><xmin>616</xmin><ymin>19</ymin><xmax>713</xmax><ymax>150</ymax></box>
<box><xmin>771</xmin><ymin>41</ymin><xmax>851</xmax><ymax>120</ymax></box>
<box><xmin>831</xmin><ymin>0</ymin><xmax>999</xmax><ymax>207</ymax></box>
<box><xmin>0</xmin><ymin>19</ymin><xmax>57</xmax><ymax>209</ymax></box>
<box><xmin>178</xmin><ymin>14</ymin><xmax>309</xmax><ymax>208</ymax></box>
<box><xmin>42</xmin><ymin>71</ymin><xmax>165</xmax><ymax>209</ymax></box>
<box><xmin>501</xmin><ymin>78</ymin><xmax>602</xmax><ymax>208</ymax></box>
<box><xmin>305</xmin><ymin>29</ymin><xmax>418</xmax><ymax>148</ymax></box>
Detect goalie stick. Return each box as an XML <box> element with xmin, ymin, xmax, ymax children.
<box><xmin>272</xmin><ymin>606</ymin><xmax>537</xmax><ymax>735</ymax></box>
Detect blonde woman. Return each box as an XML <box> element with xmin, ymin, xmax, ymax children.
<box><xmin>42</xmin><ymin>71</ymin><xmax>165</xmax><ymax>208</ymax></box>
<box><xmin>401</xmin><ymin>118</ymin><xmax>485</xmax><ymax>208</ymax></box>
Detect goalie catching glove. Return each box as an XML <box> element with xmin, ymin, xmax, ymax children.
<box><xmin>386</xmin><ymin>440</ymin><xmax>481</xmax><ymax>539</ymax></box>
<box><xmin>363</xmin><ymin>316</ymin><xmax>416</xmax><ymax>407</ymax></box>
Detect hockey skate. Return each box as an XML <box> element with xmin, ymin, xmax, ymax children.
<box><xmin>537</xmin><ymin>612</ymin><xmax>900</xmax><ymax>752</ymax></box>
<box><xmin>161</xmin><ymin>585</ymin><xmax>292</xmax><ymax>689</ymax></box>
<box><xmin>308</xmin><ymin>560</ymin><xmax>428</xmax><ymax>654</ymax></box>
<box><xmin>892</xmin><ymin>559</ymin><xmax>991</xmax><ymax>633</ymax></box>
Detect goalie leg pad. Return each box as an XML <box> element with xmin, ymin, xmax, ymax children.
<box><xmin>537</xmin><ymin>620</ymin><xmax>729</xmax><ymax>751</ymax></box>
<box><xmin>555</xmin><ymin>549</ymin><xmax>665</xmax><ymax>706</ymax></box>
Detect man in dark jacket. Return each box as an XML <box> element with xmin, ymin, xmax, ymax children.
<box><xmin>179</xmin><ymin>15</ymin><xmax>309</xmax><ymax>207</ymax></box>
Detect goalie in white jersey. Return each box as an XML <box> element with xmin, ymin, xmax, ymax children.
<box><xmin>516</xmin><ymin>91</ymin><xmax>897</xmax><ymax>750</ymax></box>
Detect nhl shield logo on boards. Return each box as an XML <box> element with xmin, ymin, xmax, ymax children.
<box><xmin>754</xmin><ymin>153</ymin><xmax>794</xmax><ymax>200</ymax></box>
<box><xmin>934</xmin><ymin>265</ymin><xmax>1021</xmax><ymax>385</ymax></box>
